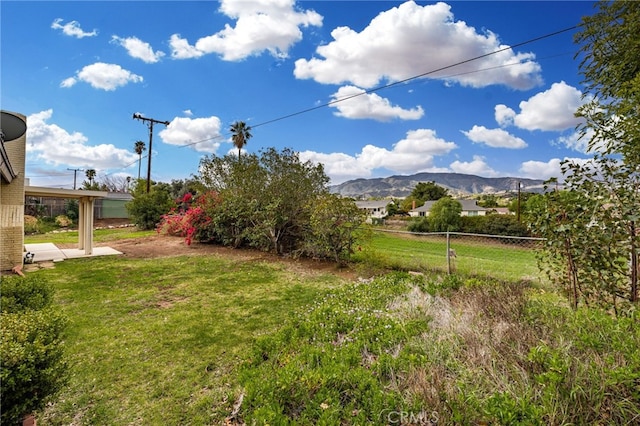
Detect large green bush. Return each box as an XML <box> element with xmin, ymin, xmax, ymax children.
<box><xmin>125</xmin><ymin>182</ymin><xmax>175</xmax><ymax>230</ymax></box>
<box><xmin>0</xmin><ymin>275</ymin><xmax>68</xmax><ymax>424</ymax></box>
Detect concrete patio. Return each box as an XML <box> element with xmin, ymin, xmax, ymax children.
<box><xmin>24</xmin><ymin>243</ymin><xmax>122</xmax><ymax>263</ymax></box>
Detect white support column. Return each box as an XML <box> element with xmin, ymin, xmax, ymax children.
<box><xmin>82</xmin><ymin>197</ymin><xmax>95</xmax><ymax>255</ymax></box>
<box><xmin>78</xmin><ymin>199</ymin><xmax>85</xmax><ymax>250</ymax></box>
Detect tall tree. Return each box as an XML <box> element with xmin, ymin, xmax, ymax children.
<box><xmin>230</xmin><ymin>121</ymin><xmax>252</xmax><ymax>159</ymax></box>
<box><xmin>530</xmin><ymin>1</ymin><xmax>640</xmax><ymax>311</ymax></box>
<box><xmin>85</xmin><ymin>169</ymin><xmax>96</xmax><ymax>185</ymax></box>
<box><xmin>411</xmin><ymin>181</ymin><xmax>448</xmax><ymax>202</ymax></box>
<box><xmin>429</xmin><ymin>197</ymin><xmax>462</xmax><ymax>232</ymax></box>
<box><xmin>134</xmin><ymin>140</ymin><xmax>146</xmax><ymax>179</ymax></box>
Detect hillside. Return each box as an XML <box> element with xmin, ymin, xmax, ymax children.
<box><xmin>329</xmin><ymin>172</ymin><xmax>546</xmax><ymax>198</ymax></box>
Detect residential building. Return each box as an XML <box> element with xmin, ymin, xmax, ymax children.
<box><xmin>355</xmin><ymin>200</ymin><xmax>391</xmax><ymax>222</ymax></box>
<box><xmin>409</xmin><ymin>199</ymin><xmax>487</xmax><ymax>217</ymax></box>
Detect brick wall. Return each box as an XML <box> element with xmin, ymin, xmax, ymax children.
<box><xmin>0</xmin><ymin>112</ymin><xmax>26</xmax><ymax>271</ymax></box>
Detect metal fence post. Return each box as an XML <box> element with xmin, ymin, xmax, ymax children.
<box><xmin>446</xmin><ymin>230</ymin><xmax>451</xmax><ymax>275</ymax></box>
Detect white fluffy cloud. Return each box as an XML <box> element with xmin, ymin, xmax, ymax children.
<box><xmin>61</xmin><ymin>62</ymin><xmax>143</xmax><ymax>91</ymax></box>
<box><xmin>294</xmin><ymin>1</ymin><xmax>541</xmax><ymax>89</ymax></box>
<box><xmin>519</xmin><ymin>157</ymin><xmax>592</xmax><ymax>180</ymax></box>
<box><xmin>300</xmin><ymin>128</ymin><xmax>456</xmax><ymax>183</ymax></box>
<box><xmin>462</xmin><ymin>125</ymin><xmax>527</xmax><ymax>149</ymax></box>
<box><xmin>51</xmin><ymin>18</ymin><xmax>97</xmax><ymax>38</ymax></box>
<box><xmin>158</xmin><ymin>116</ymin><xmax>223</xmax><ymax>153</ymax></box>
<box><xmin>170</xmin><ymin>0</ymin><xmax>322</xmax><ymax>61</ymax></box>
<box><xmin>495</xmin><ymin>81</ymin><xmax>585</xmax><ymax>131</ymax></box>
<box><xmin>330</xmin><ymin>86</ymin><xmax>424</xmax><ymax>121</ymax></box>
<box><xmin>450</xmin><ymin>155</ymin><xmax>499</xmax><ymax>176</ymax></box>
<box><xmin>111</xmin><ymin>36</ymin><xmax>165</xmax><ymax>63</ymax></box>
<box><xmin>26</xmin><ymin>110</ymin><xmax>138</xmax><ymax>170</ymax></box>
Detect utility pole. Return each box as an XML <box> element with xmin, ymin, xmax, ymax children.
<box><xmin>133</xmin><ymin>113</ymin><xmax>170</xmax><ymax>193</ymax></box>
<box><xmin>67</xmin><ymin>167</ymin><xmax>84</xmax><ymax>190</ymax></box>
<box><xmin>517</xmin><ymin>181</ymin><xmax>522</xmax><ymax>222</ymax></box>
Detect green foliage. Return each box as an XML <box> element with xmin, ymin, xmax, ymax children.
<box><xmin>64</xmin><ymin>199</ymin><xmax>79</xmax><ymax>221</ymax></box>
<box><xmin>125</xmin><ymin>181</ymin><xmax>175</xmax><ymax>230</ymax></box>
<box><xmin>528</xmin><ymin>1</ymin><xmax>640</xmax><ymax>312</ymax></box>
<box><xmin>575</xmin><ymin>0</ymin><xmax>640</xmax><ymax>164</ymax></box>
<box><xmin>23</xmin><ymin>215</ymin><xmax>39</xmax><ymax>234</ymax></box>
<box><xmin>407</xmin><ymin>216</ymin><xmax>430</xmax><ymax>232</ymax></box>
<box><xmin>459</xmin><ymin>214</ymin><xmax>530</xmax><ymax>237</ymax></box>
<box><xmin>411</xmin><ymin>181</ymin><xmax>448</xmax><ymax>202</ymax></box>
<box><xmin>477</xmin><ymin>194</ymin><xmax>500</xmax><ymax>208</ymax></box>
<box><xmin>0</xmin><ymin>275</ymin><xmax>67</xmax><ymax>424</ymax></box>
<box><xmin>1</xmin><ymin>275</ymin><xmax>54</xmax><ymax>313</ymax></box>
<box><xmin>195</xmin><ymin>147</ymin><xmax>332</xmax><ymax>255</ymax></box>
<box><xmin>304</xmin><ymin>193</ymin><xmax>367</xmax><ymax>264</ymax></box>
<box><xmin>230</xmin><ymin>120</ymin><xmax>252</xmax><ymax>157</ymax></box>
<box><xmin>239</xmin><ymin>273</ymin><xmax>430</xmax><ymax>424</ymax></box>
<box><xmin>429</xmin><ymin>197</ymin><xmax>462</xmax><ymax>232</ymax></box>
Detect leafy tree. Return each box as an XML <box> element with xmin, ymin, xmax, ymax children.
<box><xmin>386</xmin><ymin>199</ymin><xmax>401</xmax><ymax>216</ymax></box>
<box><xmin>134</xmin><ymin>140</ymin><xmax>146</xmax><ymax>179</ymax></box>
<box><xmin>305</xmin><ymin>193</ymin><xmax>366</xmax><ymax>264</ymax></box>
<box><xmin>530</xmin><ymin>1</ymin><xmax>639</xmax><ymax>311</ymax></box>
<box><xmin>230</xmin><ymin>120</ymin><xmax>252</xmax><ymax>159</ymax></box>
<box><xmin>429</xmin><ymin>197</ymin><xmax>462</xmax><ymax>232</ymax></box>
<box><xmin>125</xmin><ymin>180</ymin><xmax>175</xmax><ymax>230</ymax></box>
<box><xmin>507</xmin><ymin>192</ymin><xmax>535</xmax><ymax>218</ymax></box>
<box><xmin>399</xmin><ymin>195</ymin><xmax>422</xmax><ymax>213</ymax></box>
<box><xmin>198</xmin><ymin>147</ymin><xmax>329</xmax><ymax>254</ymax></box>
<box><xmin>478</xmin><ymin>194</ymin><xmax>499</xmax><ymax>208</ymax></box>
<box><xmin>411</xmin><ymin>181</ymin><xmax>448</xmax><ymax>202</ymax></box>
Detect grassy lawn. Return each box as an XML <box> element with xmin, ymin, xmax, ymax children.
<box><xmin>20</xmin><ymin>230</ymin><xmax>636</xmax><ymax>425</ymax></box>
<box><xmin>355</xmin><ymin>230</ymin><xmax>542</xmax><ymax>282</ymax></box>
<box><xmin>35</xmin><ymin>253</ymin><xmax>347</xmax><ymax>425</ymax></box>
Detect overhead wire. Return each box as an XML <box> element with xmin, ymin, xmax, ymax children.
<box><xmin>177</xmin><ymin>23</ymin><xmax>579</xmax><ymax>149</ymax></box>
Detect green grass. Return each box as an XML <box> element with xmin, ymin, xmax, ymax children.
<box><xmin>354</xmin><ymin>230</ymin><xmax>542</xmax><ymax>282</ymax></box>
<box><xmin>24</xmin><ymin>227</ymin><xmax>155</xmax><ymax>245</ymax></box>
<box><xmin>35</xmin><ymin>254</ymin><xmax>347</xmax><ymax>425</ymax></box>
<box><xmin>24</xmin><ymin>230</ymin><xmax>637</xmax><ymax>425</ymax></box>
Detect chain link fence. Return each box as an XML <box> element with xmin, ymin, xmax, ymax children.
<box><xmin>366</xmin><ymin>229</ymin><xmax>546</xmax><ymax>282</ymax></box>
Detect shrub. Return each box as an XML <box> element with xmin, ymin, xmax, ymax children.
<box><xmin>64</xmin><ymin>199</ymin><xmax>79</xmax><ymax>221</ymax></box>
<box><xmin>407</xmin><ymin>217</ymin><xmax>430</xmax><ymax>232</ymax></box>
<box><xmin>460</xmin><ymin>215</ymin><xmax>530</xmax><ymax>236</ymax></box>
<box><xmin>0</xmin><ymin>275</ymin><xmax>68</xmax><ymax>425</ymax></box>
<box><xmin>54</xmin><ymin>215</ymin><xmax>72</xmax><ymax>227</ymax></box>
<box><xmin>23</xmin><ymin>215</ymin><xmax>39</xmax><ymax>234</ymax></box>
<box><xmin>126</xmin><ymin>184</ymin><xmax>175</xmax><ymax>230</ymax></box>
<box><xmin>1</xmin><ymin>275</ymin><xmax>53</xmax><ymax>313</ymax></box>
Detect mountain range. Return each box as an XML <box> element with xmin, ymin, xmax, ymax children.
<box><xmin>329</xmin><ymin>173</ymin><xmax>547</xmax><ymax>199</ymax></box>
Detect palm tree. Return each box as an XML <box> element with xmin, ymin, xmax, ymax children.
<box><xmin>85</xmin><ymin>169</ymin><xmax>96</xmax><ymax>185</ymax></box>
<box><xmin>230</xmin><ymin>121</ymin><xmax>252</xmax><ymax>159</ymax></box>
<box><xmin>134</xmin><ymin>140</ymin><xmax>146</xmax><ymax>179</ymax></box>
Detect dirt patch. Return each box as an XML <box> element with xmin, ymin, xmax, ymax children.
<box><xmin>99</xmin><ymin>234</ymin><xmax>357</xmax><ymax>280</ymax></box>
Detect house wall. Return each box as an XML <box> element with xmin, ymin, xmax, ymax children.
<box><xmin>96</xmin><ymin>198</ymin><xmax>130</xmax><ymax>219</ymax></box>
<box><xmin>0</xmin><ymin>113</ymin><xmax>26</xmax><ymax>270</ymax></box>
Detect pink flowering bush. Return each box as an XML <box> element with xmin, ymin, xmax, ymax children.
<box><xmin>157</xmin><ymin>191</ymin><xmax>221</xmax><ymax>245</ymax></box>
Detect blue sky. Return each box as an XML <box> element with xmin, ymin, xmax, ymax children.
<box><xmin>2</xmin><ymin>0</ymin><xmax>597</xmax><ymax>189</ymax></box>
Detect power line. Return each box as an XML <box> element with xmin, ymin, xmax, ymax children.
<box><xmin>252</xmin><ymin>24</ymin><xmax>579</xmax><ymax>129</ymax></box>
<box><xmin>177</xmin><ymin>24</ymin><xmax>579</xmax><ymax>149</ymax></box>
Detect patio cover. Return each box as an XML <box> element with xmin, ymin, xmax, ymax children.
<box><xmin>24</xmin><ymin>186</ymin><xmax>107</xmax><ymax>255</ymax></box>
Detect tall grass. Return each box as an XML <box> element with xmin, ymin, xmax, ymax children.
<box><xmin>238</xmin><ymin>273</ymin><xmax>640</xmax><ymax>424</ymax></box>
